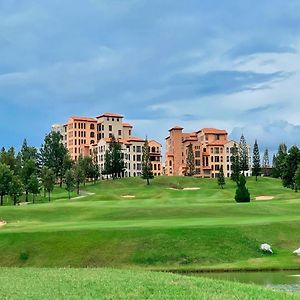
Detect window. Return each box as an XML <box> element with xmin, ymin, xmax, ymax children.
<box><xmin>90</xmin><ymin>132</ymin><xmax>95</xmax><ymax>138</ymax></box>
<box><xmin>90</xmin><ymin>124</ymin><xmax>95</xmax><ymax>130</ymax></box>
<box><xmin>118</xmin><ymin>130</ymin><xmax>122</xmax><ymax>136</ymax></box>
<box><xmin>109</xmin><ymin>125</ymin><xmax>112</xmax><ymax>131</ymax></box>
<box><xmin>136</xmin><ymin>146</ymin><xmax>141</xmax><ymax>153</ymax></box>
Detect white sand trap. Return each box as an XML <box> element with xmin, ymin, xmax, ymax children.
<box><xmin>121</xmin><ymin>195</ymin><xmax>136</xmax><ymax>199</ymax></box>
<box><xmin>183</xmin><ymin>187</ymin><xmax>200</xmax><ymax>191</ymax></box>
<box><xmin>255</xmin><ymin>196</ymin><xmax>274</xmax><ymax>201</ymax></box>
<box><xmin>167</xmin><ymin>187</ymin><xmax>182</xmax><ymax>190</ymax></box>
<box><xmin>0</xmin><ymin>221</ymin><xmax>7</xmax><ymax>227</ymax></box>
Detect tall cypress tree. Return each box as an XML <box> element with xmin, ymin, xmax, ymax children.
<box><xmin>272</xmin><ymin>143</ymin><xmax>287</xmax><ymax>178</ymax></box>
<box><xmin>218</xmin><ymin>166</ymin><xmax>226</xmax><ymax>189</ymax></box>
<box><xmin>231</xmin><ymin>143</ymin><xmax>240</xmax><ymax>182</ymax></box>
<box><xmin>142</xmin><ymin>139</ymin><xmax>154</xmax><ymax>185</ymax></box>
<box><xmin>186</xmin><ymin>143</ymin><xmax>195</xmax><ymax>176</ymax></box>
<box><xmin>262</xmin><ymin>148</ymin><xmax>270</xmax><ymax>176</ymax></box>
<box><xmin>282</xmin><ymin>145</ymin><xmax>300</xmax><ymax>189</ymax></box>
<box><xmin>239</xmin><ymin>134</ymin><xmax>249</xmax><ymax>175</ymax></box>
<box><xmin>252</xmin><ymin>139</ymin><xmax>261</xmax><ymax>181</ymax></box>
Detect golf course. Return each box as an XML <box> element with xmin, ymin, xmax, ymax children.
<box><xmin>1</xmin><ymin>176</ymin><xmax>300</xmax><ymax>299</ymax></box>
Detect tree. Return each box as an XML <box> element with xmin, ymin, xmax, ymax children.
<box><xmin>40</xmin><ymin>131</ymin><xmax>67</xmax><ymax>187</ymax></box>
<box><xmin>78</xmin><ymin>155</ymin><xmax>94</xmax><ymax>186</ymax></box>
<box><xmin>63</xmin><ymin>153</ymin><xmax>73</xmax><ymax>175</ymax></box>
<box><xmin>272</xmin><ymin>144</ymin><xmax>287</xmax><ymax>178</ymax></box>
<box><xmin>282</xmin><ymin>146</ymin><xmax>300</xmax><ymax>189</ymax></box>
<box><xmin>0</xmin><ymin>147</ymin><xmax>18</xmax><ymax>173</ymax></box>
<box><xmin>239</xmin><ymin>134</ymin><xmax>249</xmax><ymax>175</ymax></box>
<box><xmin>218</xmin><ymin>166</ymin><xmax>226</xmax><ymax>189</ymax></box>
<box><xmin>9</xmin><ymin>176</ymin><xmax>24</xmax><ymax>205</ymax></box>
<box><xmin>231</xmin><ymin>143</ymin><xmax>240</xmax><ymax>182</ymax></box>
<box><xmin>262</xmin><ymin>148</ymin><xmax>270</xmax><ymax>176</ymax></box>
<box><xmin>28</xmin><ymin>174</ymin><xmax>40</xmax><ymax>203</ymax></box>
<box><xmin>102</xmin><ymin>150</ymin><xmax>112</xmax><ymax>179</ymax></box>
<box><xmin>186</xmin><ymin>143</ymin><xmax>195</xmax><ymax>176</ymax></box>
<box><xmin>0</xmin><ymin>164</ymin><xmax>13</xmax><ymax>206</ymax></box>
<box><xmin>73</xmin><ymin>161</ymin><xmax>84</xmax><ymax>195</ymax></box>
<box><xmin>20</xmin><ymin>159</ymin><xmax>36</xmax><ymax>202</ymax></box>
<box><xmin>64</xmin><ymin>169</ymin><xmax>75</xmax><ymax>199</ymax></box>
<box><xmin>235</xmin><ymin>175</ymin><xmax>250</xmax><ymax>203</ymax></box>
<box><xmin>294</xmin><ymin>165</ymin><xmax>300</xmax><ymax>193</ymax></box>
<box><xmin>142</xmin><ymin>139</ymin><xmax>154</xmax><ymax>185</ymax></box>
<box><xmin>41</xmin><ymin>167</ymin><xmax>56</xmax><ymax>202</ymax></box>
<box><xmin>252</xmin><ymin>140</ymin><xmax>261</xmax><ymax>181</ymax></box>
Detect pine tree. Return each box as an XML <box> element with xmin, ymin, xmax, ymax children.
<box><xmin>102</xmin><ymin>150</ymin><xmax>112</xmax><ymax>179</ymax></box>
<box><xmin>142</xmin><ymin>139</ymin><xmax>154</xmax><ymax>185</ymax></box>
<box><xmin>252</xmin><ymin>140</ymin><xmax>261</xmax><ymax>181</ymax></box>
<box><xmin>218</xmin><ymin>166</ymin><xmax>226</xmax><ymax>189</ymax></box>
<box><xmin>186</xmin><ymin>143</ymin><xmax>195</xmax><ymax>176</ymax></box>
<box><xmin>41</xmin><ymin>167</ymin><xmax>56</xmax><ymax>202</ymax></box>
<box><xmin>0</xmin><ymin>164</ymin><xmax>13</xmax><ymax>206</ymax></box>
<box><xmin>231</xmin><ymin>143</ymin><xmax>240</xmax><ymax>182</ymax></box>
<box><xmin>9</xmin><ymin>176</ymin><xmax>24</xmax><ymax>206</ymax></box>
<box><xmin>282</xmin><ymin>146</ymin><xmax>300</xmax><ymax>189</ymax></box>
<box><xmin>294</xmin><ymin>165</ymin><xmax>300</xmax><ymax>193</ymax></box>
<box><xmin>28</xmin><ymin>174</ymin><xmax>40</xmax><ymax>203</ymax></box>
<box><xmin>235</xmin><ymin>175</ymin><xmax>250</xmax><ymax>203</ymax></box>
<box><xmin>262</xmin><ymin>148</ymin><xmax>270</xmax><ymax>176</ymax></box>
<box><xmin>239</xmin><ymin>134</ymin><xmax>249</xmax><ymax>175</ymax></box>
<box><xmin>272</xmin><ymin>144</ymin><xmax>287</xmax><ymax>178</ymax></box>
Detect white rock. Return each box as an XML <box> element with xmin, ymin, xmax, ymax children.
<box><xmin>260</xmin><ymin>243</ymin><xmax>273</xmax><ymax>253</ymax></box>
<box><xmin>293</xmin><ymin>248</ymin><xmax>300</xmax><ymax>256</ymax></box>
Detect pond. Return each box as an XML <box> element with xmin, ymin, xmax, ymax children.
<box><xmin>193</xmin><ymin>271</ymin><xmax>300</xmax><ymax>292</ymax></box>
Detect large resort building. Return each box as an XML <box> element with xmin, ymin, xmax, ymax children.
<box><xmin>165</xmin><ymin>126</ymin><xmax>251</xmax><ymax>178</ymax></box>
<box><xmin>52</xmin><ymin>113</ymin><xmax>162</xmax><ymax>178</ymax></box>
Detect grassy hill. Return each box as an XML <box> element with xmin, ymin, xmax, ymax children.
<box><xmin>0</xmin><ymin>268</ymin><xmax>298</xmax><ymax>300</ymax></box>
<box><xmin>0</xmin><ymin>176</ymin><xmax>300</xmax><ymax>271</ymax></box>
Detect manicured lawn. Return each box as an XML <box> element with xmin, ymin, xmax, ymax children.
<box><xmin>0</xmin><ymin>176</ymin><xmax>299</xmax><ymax>271</ymax></box>
<box><xmin>0</xmin><ymin>268</ymin><xmax>298</xmax><ymax>300</ymax></box>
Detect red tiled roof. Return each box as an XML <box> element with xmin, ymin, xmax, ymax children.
<box><xmin>96</xmin><ymin>112</ymin><xmax>124</xmax><ymax>118</ymax></box>
<box><xmin>197</xmin><ymin>128</ymin><xmax>227</xmax><ymax>134</ymax></box>
<box><xmin>169</xmin><ymin>126</ymin><xmax>183</xmax><ymax>131</ymax></box>
<box><xmin>69</xmin><ymin>116</ymin><xmax>97</xmax><ymax>122</ymax></box>
<box><xmin>123</xmin><ymin>123</ymin><xmax>133</xmax><ymax>128</ymax></box>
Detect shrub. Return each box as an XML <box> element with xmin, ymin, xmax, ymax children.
<box><xmin>235</xmin><ymin>175</ymin><xmax>250</xmax><ymax>203</ymax></box>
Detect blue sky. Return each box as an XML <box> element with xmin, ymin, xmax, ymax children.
<box><xmin>1</xmin><ymin>0</ymin><xmax>300</xmax><ymax>153</ymax></box>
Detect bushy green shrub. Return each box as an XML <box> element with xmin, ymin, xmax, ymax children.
<box><xmin>235</xmin><ymin>175</ymin><xmax>250</xmax><ymax>203</ymax></box>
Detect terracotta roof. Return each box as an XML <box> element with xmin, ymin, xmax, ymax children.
<box><xmin>169</xmin><ymin>126</ymin><xmax>183</xmax><ymax>131</ymax></box>
<box><xmin>69</xmin><ymin>116</ymin><xmax>97</xmax><ymax>122</ymax></box>
<box><xmin>127</xmin><ymin>137</ymin><xmax>145</xmax><ymax>142</ymax></box>
<box><xmin>197</xmin><ymin>128</ymin><xmax>227</xmax><ymax>134</ymax></box>
<box><xmin>149</xmin><ymin>140</ymin><xmax>162</xmax><ymax>147</ymax></box>
<box><xmin>96</xmin><ymin>112</ymin><xmax>124</xmax><ymax>118</ymax></box>
<box><xmin>123</xmin><ymin>123</ymin><xmax>133</xmax><ymax>128</ymax></box>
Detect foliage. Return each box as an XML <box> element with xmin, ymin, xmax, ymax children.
<box><xmin>64</xmin><ymin>169</ymin><xmax>76</xmax><ymax>199</ymax></box>
<box><xmin>272</xmin><ymin>144</ymin><xmax>287</xmax><ymax>178</ymax></box>
<box><xmin>239</xmin><ymin>134</ymin><xmax>249</xmax><ymax>174</ymax></box>
<box><xmin>40</xmin><ymin>131</ymin><xmax>67</xmax><ymax>187</ymax></box>
<box><xmin>252</xmin><ymin>139</ymin><xmax>261</xmax><ymax>181</ymax></box>
<box><xmin>73</xmin><ymin>161</ymin><xmax>85</xmax><ymax>195</ymax></box>
<box><xmin>282</xmin><ymin>145</ymin><xmax>300</xmax><ymax>189</ymax></box>
<box><xmin>186</xmin><ymin>143</ymin><xmax>195</xmax><ymax>176</ymax></box>
<box><xmin>9</xmin><ymin>175</ymin><xmax>24</xmax><ymax>205</ymax></box>
<box><xmin>0</xmin><ymin>164</ymin><xmax>13</xmax><ymax>206</ymax></box>
<box><xmin>41</xmin><ymin>167</ymin><xmax>56</xmax><ymax>202</ymax></box>
<box><xmin>27</xmin><ymin>174</ymin><xmax>40</xmax><ymax>203</ymax></box>
<box><xmin>142</xmin><ymin>139</ymin><xmax>154</xmax><ymax>185</ymax></box>
<box><xmin>218</xmin><ymin>166</ymin><xmax>226</xmax><ymax>189</ymax></box>
<box><xmin>262</xmin><ymin>148</ymin><xmax>270</xmax><ymax>176</ymax></box>
<box><xmin>235</xmin><ymin>175</ymin><xmax>250</xmax><ymax>203</ymax></box>
<box><xmin>231</xmin><ymin>143</ymin><xmax>240</xmax><ymax>182</ymax></box>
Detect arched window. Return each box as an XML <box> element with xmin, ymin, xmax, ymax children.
<box><xmin>90</xmin><ymin>124</ymin><xmax>95</xmax><ymax>130</ymax></box>
<box><xmin>90</xmin><ymin>132</ymin><xmax>95</xmax><ymax>138</ymax></box>
<box><xmin>151</xmin><ymin>147</ymin><xmax>156</xmax><ymax>153</ymax></box>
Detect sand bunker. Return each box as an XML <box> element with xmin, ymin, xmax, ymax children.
<box><xmin>167</xmin><ymin>187</ymin><xmax>200</xmax><ymax>191</ymax></box>
<box><xmin>121</xmin><ymin>195</ymin><xmax>136</xmax><ymax>199</ymax></box>
<box><xmin>255</xmin><ymin>196</ymin><xmax>275</xmax><ymax>201</ymax></box>
<box><xmin>0</xmin><ymin>220</ymin><xmax>7</xmax><ymax>227</ymax></box>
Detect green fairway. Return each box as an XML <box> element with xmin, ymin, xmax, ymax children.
<box><xmin>0</xmin><ymin>268</ymin><xmax>298</xmax><ymax>300</ymax></box>
<box><xmin>0</xmin><ymin>176</ymin><xmax>300</xmax><ymax>271</ymax></box>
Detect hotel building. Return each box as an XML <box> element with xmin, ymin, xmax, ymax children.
<box><xmin>52</xmin><ymin>113</ymin><xmax>162</xmax><ymax>177</ymax></box>
<box><xmin>165</xmin><ymin>126</ymin><xmax>250</xmax><ymax>178</ymax></box>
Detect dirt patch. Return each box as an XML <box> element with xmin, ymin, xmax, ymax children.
<box><xmin>0</xmin><ymin>220</ymin><xmax>7</xmax><ymax>227</ymax></box>
<box><xmin>121</xmin><ymin>195</ymin><xmax>136</xmax><ymax>199</ymax></box>
<box><xmin>183</xmin><ymin>187</ymin><xmax>200</xmax><ymax>191</ymax></box>
<box><xmin>255</xmin><ymin>196</ymin><xmax>275</xmax><ymax>201</ymax></box>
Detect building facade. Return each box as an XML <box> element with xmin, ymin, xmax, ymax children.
<box><xmin>52</xmin><ymin>113</ymin><xmax>162</xmax><ymax>178</ymax></box>
<box><xmin>165</xmin><ymin>126</ymin><xmax>250</xmax><ymax>178</ymax></box>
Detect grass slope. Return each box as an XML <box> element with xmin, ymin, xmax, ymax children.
<box><xmin>0</xmin><ymin>268</ymin><xmax>298</xmax><ymax>300</ymax></box>
<box><xmin>0</xmin><ymin>177</ymin><xmax>300</xmax><ymax>271</ymax></box>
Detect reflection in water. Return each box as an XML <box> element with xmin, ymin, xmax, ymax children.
<box><xmin>195</xmin><ymin>271</ymin><xmax>300</xmax><ymax>292</ymax></box>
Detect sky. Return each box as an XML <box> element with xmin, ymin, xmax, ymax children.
<box><xmin>1</xmin><ymin>0</ymin><xmax>300</xmax><ymax>154</ymax></box>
